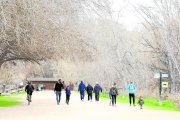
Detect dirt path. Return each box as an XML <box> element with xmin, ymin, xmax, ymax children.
<box><xmin>0</xmin><ymin>91</ymin><xmax>179</xmax><ymax>120</ymax></box>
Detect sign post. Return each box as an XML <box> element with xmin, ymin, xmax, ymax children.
<box><xmin>153</xmin><ymin>72</ymin><xmax>162</xmax><ymax>97</ymax></box>
<box><xmin>154</xmin><ymin>72</ymin><xmax>169</xmax><ymax>96</ymax></box>
<box><xmin>159</xmin><ymin>72</ymin><xmax>162</xmax><ymax>97</ymax></box>
<box><xmin>154</xmin><ymin>72</ymin><xmax>169</xmax><ymax>105</ymax></box>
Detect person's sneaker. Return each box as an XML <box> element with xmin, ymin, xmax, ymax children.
<box><xmin>133</xmin><ymin>104</ymin><xmax>136</xmax><ymax>107</ymax></box>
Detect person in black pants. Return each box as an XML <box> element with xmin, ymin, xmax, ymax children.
<box><xmin>25</xmin><ymin>81</ymin><xmax>34</xmax><ymax>102</ymax></box>
<box><xmin>129</xmin><ymin>93</ymin><xmax>135</xmax><ymax>106</ymax></box>
<box><xmin>94</xmin><ymin>82</ymin><xmax>102</xmax><ymax>101</ymax></box>
<box><xmin>86</xmin><ymin>84</ymin><xmax>93</xmax><ymax>101</ymax></box>
<box><xmin>65</xmin><ymin>84</ymin><xmax>71</xmax><ymax>105</ymax></box>
<box><xmin>110</xmin><ymin>84</ymin><xmax>118</xmax><ymax>106</ymax></box>
<box><xmin>127</xmin><ymin>82</ymin><xmax>136</xmax><ymax>106</ymax></box>
<box><xmin>54</xmin><ymin>79</ymin><xmax>64</xmax><ymax>105</ymax></box>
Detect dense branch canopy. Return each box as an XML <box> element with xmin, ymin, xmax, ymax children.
<box><xmin>0</xmin><ymin>0</ymin><xmax>111</xmax><ymax>67</ymax></box>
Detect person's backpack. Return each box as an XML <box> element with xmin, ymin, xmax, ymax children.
<box><xmin>28</xmin><ymin>84</ymin><xmax>34</xmax><ymax>92</ymax></box>
<box><xmin>111</xmin><ymin>88</ymin><xmax>117</xmax><ymax>95</ymax></box>
<box><xmin>87</xmin><ymin>85</ymin><xmax>93</xmax><ymax>94</ymax></box>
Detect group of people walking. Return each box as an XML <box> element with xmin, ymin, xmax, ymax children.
<box><xmin>108</xmin><ymin>82</ymin><xmax>144</xmax><ymax>109</ymax></box>
<box><xmin>78</xmin><ymin>81</ymin><xmax>102</xmax><ymax>102</ymax></box>
<box><xmin>54</xmin><ymin>80</ymin><xmax>103</xmax><ymax>105</ymax></box>
<box><xmin>54</xmin><ymin>79</ymin><xmax>71</xmax><ymax>105</ymax></box>
<box><xmin>25</xmin><ymin>79</ymin><xmax>72</xmax><ymax>105</ymax></box>
<box><xmin>25</xmin><ymin>80</ymin><xmax>144</xmax><ymax>109</ymax></box>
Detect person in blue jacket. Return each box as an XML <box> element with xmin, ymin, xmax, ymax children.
<box><xmin>65</xmin><ymin>84</ymin><xmax>71</xmax><ymax>105</ymax></box>
<box><xmin>93</xmin><ymin>82</ymin><xmax>102</xmax><ymax>101</ymax></box>
<box><xmin>127</xmin><ymin>82</ymin><xmax>136</xmax><ymax>106</ymax></box>
<box><xmin>78</xmin><ymin>81</ymin><xmax>86</xmax><ymax>101</ymax></box>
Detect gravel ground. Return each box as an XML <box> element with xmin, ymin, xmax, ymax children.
<box><xmin>0</xmin><ymin>91</ymin><xmax>179</xmax><ymax>120</ymax></box>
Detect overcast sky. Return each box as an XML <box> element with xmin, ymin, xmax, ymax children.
<box><xmin>112</xmin><ymin>0</ymin><xmax>153</xmax><ymax>30</ymax></box>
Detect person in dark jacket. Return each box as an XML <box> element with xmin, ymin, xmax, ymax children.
<box><xmin>25</xmin><ymin>81</ymin><xmax>34</xmax><ymax>102</ymax></box>
<box><xmin>78</xmin><ymin>81</ymin><xmax>86</xmax><ymax>101</ymax></box>
<box><xmin>54</xmin><ymin>79</ymin><xmax>64</xmax><ymax>105</ymax></box>
<box><xmin>86</xmin><ymin>84</ymin><xmax>93</xmax><ymax>101</ymax></box>
<box><xmin>93</xmin><ymin>82</ymin><xmax>102</xmax><ymax>101</ymax></box>
<box><xmin>65</xmin><ymin>84</ymin><xmax>71</xmax><ymax>105</ymax></box>
<box><xmin>110</xmin><ymin>84</ymin><xmax>118</xmax><ymax>106</ymax></box>
<box><xmin>138</xmin><ymin>96</ymin><xmax>144</xmax><ymax>109</ymax></box>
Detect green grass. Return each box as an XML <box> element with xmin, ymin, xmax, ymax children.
<box><xmin>0</xmin><ymin>92</ymin><xmax>25</xmax><ymax>107</ymax></box>
<box><xmin>11</xmin><ymin>92</ymin><xmax>26</xmax><ymax>96</ymax></box>
<box><xmin>101</xmin><ymin>92</ymin><xmax>180</xmax><ymax>112</ymax></box>
<box><xmin>143</xmin><ymin>98</ymin><xmax>180</xmax><ymax>111</ymax></box>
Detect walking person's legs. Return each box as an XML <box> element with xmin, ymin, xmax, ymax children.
<box><xmin>129</xmin><ymin>93</ymin><xmax>132</xmax><ymax>106</ymax></box>
<box><xmin>82</xmin><ymin>92</ymin><xmax>84</xmax><ymax>100</ymax></box>
<box><xmin>80</xmin><ymin>92</ymin><xmax>84</xmax><ymax>101</ymax></box>
<box><xmin>132</xmin><ymin>94</ymin><xmax>135</xmax><ymax>106</ymax></box>
<box><xmin>66</xmin><ymin>94</ymin><xmax>68</xmax><ymax>104</ymax></box>
<box><xmin>56</xmin><ymin>91</ymin><xmax>59</xmax><ymax>104</ymax></box>
<box><xmin>88</xmin><ymin>93</ymin><xmax>90</xmax><ymax>101</ymax></box>
<box><xmin>97</xmin><ymin>93</ymin><xmax>99</xmax><ymax>101</ymax></box>
<box><xmin>29</xmin><ymin>95</ymin><xmax>32</xmax><ymax>102</ymax></box>
<box><xmin>114</xmin><ymin>95</ymin><xmax>116</xmax><ymax>105</ymax></box>
<box><xmin>56</xmin><ymin>91</ymin><xmax>61</xmax><ymax>105</ymax></box>
<box><xmin>90</xmin><ymin>93</ymin><xmax>92</xmax><ymax>101</ymax></box>
<box><xmin>27</xmin><ymin>92</ymin><xmax>32</xmax><ymax>102</ymax></box>
<box><xmin>109</xmin><ymin>95</ymin><xmax>112</xmax><ymax>106</ymax></box>
<box><xmin>80</xmin><ymin>93</ymin><xmax>82</xmax><ymax>100</ymax></box>
<box><xmin>95</xmin><ymin>93</ymin><xmax>97</xmax><ymax>101</ymax></box>
<box><xmin>109</xmin><ymin>98</ymin><xmax>112</xmax><ymax>106</ymax></box>
<box><xmin>27</xmin><ymin>94</ymin><xmax>31</xmax><ymax>105</ymax></box>
<box><xmin>26</xmin><ymin>94</ymin><xmax>29</xmax><ymax>100</ymax></box>
<box><xmin>59</xmin><ymin>92</ymin><xmax>61</xmax><ymax>103</ymax></box>
<box><xmin>66</xmin><ymin>94</ymin><xmax>70</xmax><ymax>104</ymax></box>
<box><xmin>27</xmin><ymin>94</ymin><xmax>30</xmax><ymax>101</ymax></box>
<box><xmin>140</xmin><ymin>105</ymin><xmax>142</xmax><ymax>109</ymax></box>
<box><xmin>68</xmin><ymin>95</ymin><xmax>70</xmax><ymax>104</ymax></box>
<box><xmin>112</xmin><ymin>95</ymin><xmax>115</xmax><ymax>106</ymax></box>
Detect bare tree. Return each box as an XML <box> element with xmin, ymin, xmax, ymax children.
<box><xmin>137</xmin><ymin>0</ymin><xmax>180</xmax><ymax>93</ymax></box>
<box><xmin>0</xmin><ymin>0</ymin><xmax>59</xmax><ymax>67</ymax></box>
<box><xmin>0</xmin><ymin>0</ymin><xmax>112</xmax><ymax>68</ymax></box>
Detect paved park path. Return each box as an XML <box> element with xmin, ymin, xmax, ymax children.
<box><xmin>0</xmin><ymin>91</ymin><xmax>179</xmax><ymax>120</ymax></box>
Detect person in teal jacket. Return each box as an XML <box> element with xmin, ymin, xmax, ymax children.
<box><xmin>127</xmin><ymin>82</ymin><xmax>136</xmax><ymax>106</ymax></box>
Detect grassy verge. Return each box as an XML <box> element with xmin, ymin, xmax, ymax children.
<box><xmin>0</xmin><ymin>92</ymin><xmax>26</xmax><ymax>107</ymax></box>
<box><xmin>101</xmin><ymin>92</ymin><xmax>180</xmax><ymax>112</ymax></box>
